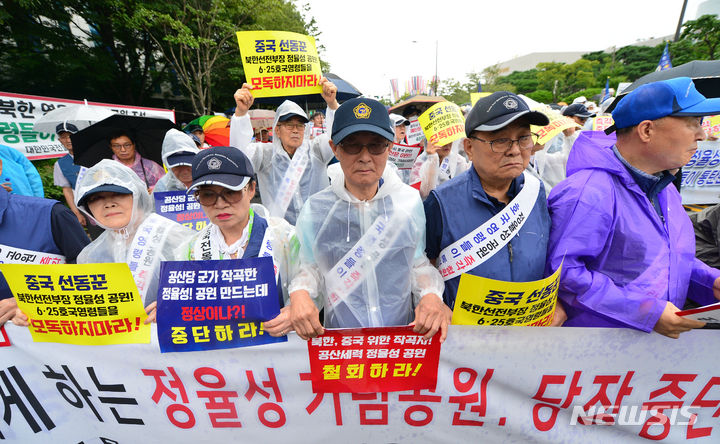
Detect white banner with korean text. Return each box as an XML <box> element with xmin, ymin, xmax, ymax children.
<box><xmin>1</xmin><ymin>325</ymin><xmax>719</xmax><ymax>443</ymax></box>
<box><xmin>0</xmin><ymin>92</ymin><xmax>176</xmax><ymax>160</ymax></box>
<box><xmin>681</xmin><ymin>140</ymin><xmax>720</xmax><ymax>205</ymax></box>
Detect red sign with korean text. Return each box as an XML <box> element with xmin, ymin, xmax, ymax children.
<box><xmin>307</xmin><ymin>326</ymin><xmax>441</xmax><ymax>393</ymax></box>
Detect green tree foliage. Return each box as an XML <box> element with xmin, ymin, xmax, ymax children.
<box><xmin>679</xmin><ymin>14</ymin><xmax>720</xmax><ymax>60</ymax></box>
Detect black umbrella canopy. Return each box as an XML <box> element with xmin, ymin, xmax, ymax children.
<box><xmin>252</xmin><ymin>72</ymin><xmax>362</xmax><ymax>108</ymax></box>
<box><xmin>71</xmin><ymin>114</ymin><xmax>176</xmax><ymax>168</ymax></box>
<box><xmin>606</xmin><ymin>60</ymin><xmax>720</xmax><ymax>113</ymax></box>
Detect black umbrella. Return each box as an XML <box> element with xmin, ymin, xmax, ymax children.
<box><xmin>606</xmin><ymin>60</ymin><xmax>720</xmax><ymax>113</ymax></box>
<box><xmin>251</xmin><ymin>72</ymin><xmax>362</xmax><ymax>108</ymax></box>
<box><xmin>71</xmin><ymin>114</ymin><xmax>176</xmax><ymax>168</ymax></box>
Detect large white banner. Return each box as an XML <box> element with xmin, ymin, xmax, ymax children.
<box><xmin>682</xmin><ymin>140</ymin><xmax>720</xmax><ymax>205</ymax></box>
<box><xmin>1</xmin><ymin>324</ymin><xmax>719</xmax><ymax>443</ymax></box>
<box><xmin>0</xmin><ymin>92</ymin><xmax>176</xmax><ymax>160</ymax></box>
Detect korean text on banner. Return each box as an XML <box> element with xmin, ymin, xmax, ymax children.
<box><xmin>388</xmin><ymin>143</ymin><xmax>422</xmax><ymax>170</ymax></box>
<box><xmin>0</xmin><ymin>263</ymin><xmax>149</xmax><ymax>345</ymax></box>
<box><xmin>452</xmin><ymin>264</ymin><xmax>561</xmax><ymax>327</ymax></box>
<box><xmin>681</xmin><ymin>140</ymin><xmax>720</xmax><ymax>204</ymax></box>
<box><xmin>531</xmin><ymin>116</ymin><xmax>578</xmax><ymax>146</ymax></box>
<box><xmin>307</xmin><ymin>326</ymin><xmax>441</xmax><ymax>393</ymax></box>
<box><xmin>702</xmin><ymin>115</ymin><xmax>720</xmax><ymax>138</ymax></box>
<box><xmin>418</xmin><ymin>102</ymin><xmax>466</xmax><ymax>146</ymax></box>
<box><xmin>236</xmin><ymin>31</ymin><xmax>323</xmax><ymax>98</ymax></box>
<box><xmin>592</xmin><ymin>115</ymin><xmax>615</xmax><ymax>132</ymax></box>
<box><xmin>0</xmin><ymin>91</ymin><xmax>175</xmax><ymax>160</ymax></box>
<box><xmin>405</xmin><ymin>117</ymin><xmax>425</xmax><ymax>145</ymax></box>
<box><xmin>153</xmin><ymin>191</ymin><xmax>209</xmax><ymax>232</ymax></box>
<box><xmin>156</xmin><ymin>257</ymin><xmax>285</xmax><ymax>353</ymax></box>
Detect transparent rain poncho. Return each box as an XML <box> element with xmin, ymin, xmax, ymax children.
<box><xmin>75</xmin><ymin>159</ymin><xmax>194</xmax><ymax>305</ymax></box>
<box><xmin>229</xmin><ymin>100</ymin><xmax>335</xmax><ymax>225</ymax></box>
<box><xmin>289</xmin><ymin>165</ymin><xmax>444</xmax><ymax>328</ymax></box>
<box><xmin>176</xmin><ymin>203</ymin><xmax>300</xmax><ymax>305</ymax></box>
<box><xmin>152</xmin><ymin>129</ymin><xmax>200</xmax><ymax>193</ymax></box>
<box><xmin>409</xmin><ymin>138</ymin><xmax>470</xmax><ymax>200</ymax></box>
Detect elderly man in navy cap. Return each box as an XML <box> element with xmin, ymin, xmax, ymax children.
<box><xmin>276</xmin><ymin>98</ymin><xmax>450</xmax><ymax>342</ymax></box>
<box><xmin>424</xmin><ymin>92</ymin><xmax>565</xmax><ymax>326</ymax></box>
<box><xmin>546</xmin><ymin>77</ymin><xmax>720</xmax><ymax>338</ymax></box>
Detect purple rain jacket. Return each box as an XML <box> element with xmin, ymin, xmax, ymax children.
<box><xmin>546</xmin><ymin>131</ymin><xmax>720</xmax><ymax>331</ymax></box>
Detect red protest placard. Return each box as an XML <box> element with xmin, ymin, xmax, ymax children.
<box><xmin>306</xmin><ymin>326</ymin><xmax>441</xmax><ymax>393</ymax></box>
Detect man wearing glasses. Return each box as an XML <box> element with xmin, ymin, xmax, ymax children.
<box><xmin>108</xmin><ymin>131</ymin><xmax>165</xmax><ymax>191</ymax></box>
<box><xmin>278</xmin><ymin>98</ymin><xmax>450</xmax><ymax>342</ymax></box>
<box><xmin>424</xmin><ymin>92</ymin><xmax>564</xmax><ymax>326</ymax></box>
<box><xmin>546</xmin><ymin>77</ymin><xmax>720</xmax><ymax>338</ymax></box>
<box><xmin>230</xmin><ymin>78</ymin><xmax>339</xmax><ymax>225</ymax></box>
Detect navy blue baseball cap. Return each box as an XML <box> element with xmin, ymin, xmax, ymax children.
<box><xmin>465</xmin><ymin>92</ymin><xmax>549</xmax><ymax>134</ymax></box>
<box><xmin>77</xmin><ymin>184</ymin><xmax>133</xmax><ymax>208</ymax></box>
<box><xmin>607</xmin><ymin>77</ymin><xmax>720</xmax><ymax>134</ymax></box>
<box><xmin>562</xmin><ymin>103</ymin><xmax>596</xmax><ymax>118</ymax></box>
<box><xmin>331</xmin><ymin>98</ymin><xmax>394</xmax><ymax>144</ymax></box>
<box><xmin>187</xmin><ymin>146</ymin><xmax>255</xmax><ymax>193</ymax></box>
<box><xmin>166</xmin><ymin>152</ymin><xmax>196</xmax><ymax>168</ymax></box>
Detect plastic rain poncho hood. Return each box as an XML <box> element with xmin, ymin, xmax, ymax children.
<box><xmin>229</xmin><ymin>100</ymin><xmax>335</xmax><ymax>225</ymax></box>
<box><xmin>152</xmin><ymin>129</ymin><xmax>200</xmax><ymax>193</ymax></box>
<box><xmin>546</xmin><ymin>131</ymin><xmax>720</xmax><ymax>331</ymax></box>
<box><xmin>75</xmin><ymin>159</ymin><xmax>193</xmax><ymax>304</ymax></box>
<box><xmin>289</xmin><ymin>164</ymin><xmax>444</xmax><ymax>328</ymax></box>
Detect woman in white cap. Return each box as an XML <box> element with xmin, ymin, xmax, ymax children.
<box><xmin>152</xmin><ymin>129</ymin><xmax>200</xmax><ymax>193</ymax></box>
<box><xmin>179</xmin><ymin>147</ymin><xmax>298</xmax><ymax>337</ymax></box>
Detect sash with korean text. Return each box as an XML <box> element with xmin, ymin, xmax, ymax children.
<box><xmin>271</xmin><ymin>146</ymin><xmax>309</xmax><ymax>218</ymax></box>
<box><xmin>128</xmin><ymin>214</ymin><xmax>170</xmax><ymax>300</ymax></box>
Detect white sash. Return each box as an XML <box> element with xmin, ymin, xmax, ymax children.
<box><xmin>324</xmin><ymin>211</ymin><xmax>404</xmax><ymax>326</ymax></box>
<box><xmin>437</xmin><ymin>172</ymin><xmax>540</xmax><ymax>281</ymax></box>
<box><xmin>258</xmin><ymin>226</ymin><xmax>280</xmax><ymax>283</ymax></box>
<box><xmin>271</xmin><ymin>146</ymin><xmax>309</xmax><ymax>218</ymax></box>
<box><xmin>73</xmin><ymin>166</ymin><xmax>88</xmax><ymax>192</ymax></box>
<box><xmin>129</xmin><ymin>214</ymin><xmax>170</xmax><ymax>300</ymax></box>
<box><xmin>439</xmin><ymin>155</ymin><xmax>451</xmax><ymax>178</ymax></box>
<box><xmin>0</xmin><ymin>244</ymin><xmax>65</xmax><ymax>265</ymax></box>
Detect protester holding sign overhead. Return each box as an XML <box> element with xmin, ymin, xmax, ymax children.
<box><xmin>285</xmin><ymin>98</ymin><xmax>449</xmax><ymax>342</ymax></box>
<box><xmin>229</xmin><ymin>78</ymin><xmax>339</xmax><ymax>225</ymax></box>
<box><xmin>177</xmin><ymin>147</ymin><xmax>297</xmax><ymax>316</ymax></box>
<box><xmin>424</xmin><ymin>92</ymin><xmax>565</xmax><ymax>326</ymax></box>
<box><xmin>546</xmin><ymin>77</ymin><xmax>720</xmax><ymax>338</ymax></box>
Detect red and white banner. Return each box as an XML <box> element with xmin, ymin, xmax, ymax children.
<box><xmin>0</xmin><ymin>92</ymin><xmax>175</xmax><ymax>160</ymax></box>
<box><xmin>1</xmin><ymin>324</ymin><xmax>719</xmax><ymax>442</ymax></box>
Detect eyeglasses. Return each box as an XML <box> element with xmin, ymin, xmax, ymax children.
<box><xmin>468</xmin><ymin>133</ymin><xmax>538</xmax><ymax>154</ymax></box>
<box><xmin>339</xmin><ymin>140</ymin><xmax>390</xmax><ymax>155</ymax></box>
<box><xmin>280</xmin><ymin>123</ymin><xmax>305</xmax><ymax>131</ymax></box>
<box><xmin>111</xmin><ymin>143</ymin><xmax>134</xmax><ymax>150</ymax></box>
<box><xmin>194</xmin><ymin>186</ymin><xmax>248</xmax><ymax>206</ymax></box>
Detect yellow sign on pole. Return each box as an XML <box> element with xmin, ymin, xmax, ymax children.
<box><xmin>452</xmin><ymin>264</ymin><xmax>562</xmax><ymax>327</ymax></box>
<box><xmin>236</xmin><ymin>30</ymin><xmax>323</xmax><ymax>98</ymax></box>
<box><xmin>1</xmin><ymin>263</ymin><xmax>150</xmax><ymax>345</ymax></box>
<box><xmin>417</xmin><ymin>102</ymin><xmax>466</xmax><ymax>146</ymax></box>
<box><xmin>703</xmin><ymin>115</ymin><xmax>720</xmax><ymax>138</ymax></box>
<box><xmin>531</xmin><ymin>117</ymin><xmax>579</xmax><ymax>146</ymax></box>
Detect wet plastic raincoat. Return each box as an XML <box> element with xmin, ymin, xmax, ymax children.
<box><xmin>75</xmin><ymin>160</ymin><xmax>193</xmax><ymax>305</ymax></box>
<box><xmin>546</xmin><ymin>131</ymin><xmax>720</xmax><ymax>331</ymax></box>
<box><xmin>152</xmin><ymin>129</ymin><xmax>200</xmax><ymax>193</ymax></box>
<box><xmin>229</xmin><ymin>101</ymin><xmax>335</xmax><ymax>225</ymax></box>
<box><xmin>409</xmin><ymin>140</ymin><xmax>470</xmax><ymax>200</ymax></box>
<box><xmin>289</xmin><ymin>165</ymin><xmax>444</xmax><ymax>328</ymax></box>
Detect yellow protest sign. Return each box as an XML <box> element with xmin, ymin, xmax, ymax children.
<box><xmin>531</xmin><ymin>117</ymin><xmax>579</xmax><ymax>145</ymax></box>
<box><xmin>470</xmin><ymin>92</ymin><xmax>491</xmax><ymax>105</ymax></box>
<box><xmin>236</xmin><ymin>30</ymin><xmax>323</xmax><ymax>98</ymax></box>
<box><xmin>452</xmin><ymin>264</ymin><xmax>562</xmax><ymax>327</ymax></box>
<box><xmin>417</xmin><ymin>102</ymin><xmax>466</xmax><ymax>146</ymax></box>
<box><xmin>703</xmin><ymin>115</ymin><xmax>720</xmax><ymax>138</ymax></box>
<box><xmin>592</xmin><ymin>115</ymin><xmax>615</xmax><ymax>132</ymax></box>
<box><xmin>1</xmin><ymin>263</ymin><xmax>150</xmax><ymax>345</ymax></box>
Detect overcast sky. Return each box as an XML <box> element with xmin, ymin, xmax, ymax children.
<box><xmin>304</xmin><ymin>0</ymin><xmax>709</xmax><ymax>99</ymax></box>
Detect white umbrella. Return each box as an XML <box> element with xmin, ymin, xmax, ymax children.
<box><xmin>33</xmin><ymin>99</ymin><xmax>115</xmax><ymax>134</ymax></box>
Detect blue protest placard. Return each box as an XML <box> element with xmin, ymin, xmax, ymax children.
<box><xmin>153</xmin><ymin>190</ymin><xmax>210</xmax><ymax>232</ymax></box>
<box><xmin>156</xmin><ymin>256</ymin><xmax>286</xmax><ymax>352</ymax></box>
